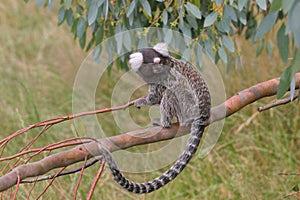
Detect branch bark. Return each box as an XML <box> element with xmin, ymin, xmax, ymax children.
<box><xmin>0</xmin><ymin>73</ymin><xmax>299</xmax><ymax>192</ymax></box>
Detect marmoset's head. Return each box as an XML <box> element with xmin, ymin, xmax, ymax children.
<box><xmin>129</xmin><ymin>43</ymin><xmax>169</xmax><ymax>71</ymax></box>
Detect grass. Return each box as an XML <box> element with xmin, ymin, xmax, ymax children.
<box><xmin>0</xmin><ymin>1</ymin><xmax>299</xmax><ymax>199</ymax></box>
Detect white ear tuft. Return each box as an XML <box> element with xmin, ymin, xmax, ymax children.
<box><xmin>153</xmin><ymin>57</ymin><xmax>161</xmax><ymax>64</ymax></box>
<box><xmin>153</xmin><ymin>43</ymin><xmax>169</xmax><ymax>56</ymax></box>
<box><xmin>129</xmin><ymin>52</ymin><xmax>143</xmax><ymax>71</ymax></box>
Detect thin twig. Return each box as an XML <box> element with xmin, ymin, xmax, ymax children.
<box><xmin>87</xmin><ymin>161</ymin><xmax>106</xmax><ymax>200</ymax></box>
<box><xmin>21</xmin><ymin>158</ymin><xmax>99</xmax><ymax>183</ymax></box>
<box><xmin>279</xmin><ymin>172</ymin><xmax>300</xmax><ymax>176</ymax></box>
<box><xmin>36</xmin><ymin>167</ymin><xmax>66</xmax><ymax>199</ymax></box>
<box><xmin>0</xmin><ymin>101</ymin><xmax>135</xmax><ymax>146</ymax></box>
<box><xmin>0</xmin><ymin>137</ymin><xmax>91</xmax><ymax>162</ymax></box>
<box><xmin>73</xmin><ymin>156</ymin><xmax>88</xmax><ymax>200</ymax></box>
<box><xmin>258</xmin><ymin>93</ymin><xmax>299</xmax><ymax>112</ymax></box>
<box><xmin>12</xmin><ymin>176</ymin><xmax>20</xmax><ymax>200</ymax></box>
<box><xmin>282</xmin><ymin>191</ymin><xmax>300</xmax><ymax>199</ymax></box>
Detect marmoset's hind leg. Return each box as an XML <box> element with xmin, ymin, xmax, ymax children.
<box><xmin>155</xmin><ymin>89</ymin><xmax>180</xmax><ymax>128</ymax></box>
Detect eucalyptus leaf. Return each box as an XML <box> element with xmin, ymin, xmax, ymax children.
<box><xmin>277</xmin><ymin>65</ymin><xmax>292</xmax><ymax>98</ymax></box>
<box><xmin>270</xmin><ymin>0</ymin><xmax>282</xmax><ymax>12</ymax></box>
<box><xmin>290</xmin><ymin>75</ymin><xmax>296</xmax><ymax>101</ymax></box>
<box><xmin>256</xmin><ymin>39</ymin><xmax>264</xmax><ymax>57</ymax></box>
<box><xmin>185</xmin><ymin>2</ymin><xmax>201</xmax><ymax>19</ymax></box>
<box><xmin>238</xmin><ymin>0</ymin><xmax>248</xmax><ymax>11</ymax></box>
<box><xmin>254</xmin><ymin>11</ymin><xmax>278</xmax><ymax>42</ymax></box>
<box><xmin>65</xmin><ymin>0</ymin><xmax>72</xmax><ymax>9</ymax></box>
<box><xmin>204</xmin><ymin>12</ymin><xmax>218</xmax><ymax>27</ymax></box>
<box><xmin>162</xmin><ymin>10</ymin><xmax>168</xmax><ymax>25</ymax></box>
<box><xmin>66</xmin><ymin>9</ymin><xmax>74</xmax><ymax>26</ymax></box>
<box><xmin>58</xmin><ymin>7</ymin><xmax>65</xmax><ymax>25</ymax></box>
<box><xmin>237</xmin><ymin>10</ymin><xmax>247</xmax><ymax>25</ymax></box>
<box><xmin>256</xmin><ymin>0</ymin><xmax>266</xmax><ymax>10</ymax></box>
<box><xmin>186</xmin><ymin>15</ymin><xmax>198</xmax><ymax>29</ymax></box>
<box><xmin>140</xmin><ymin>0</ymin><xmax>152</xmax><ymax>16</ymax></box>
<box><xmin>218</xmin><ymin>46</ymin><xmax>227</xmax><ymax>63</ymax></box>
<box><xmin>77</xmin><ymin>18</ymin><xmax>87</xmax><ymax>39</ymax></box>
<box><xmin>282</xmin><ymin>0</ymin><xmax>295</xmax><ymax>14</ymax></box>
<box><xmin>88</xmin><ymin>0</ymin><xmax>98</xmax><ymax>25</ymax></box>
<box><xmin>277</xmin><ymin>23</ymin><xmax>289</xmax><ymax>63</ymax></box>
<box><xmin>95</xmin><ymin>28</ymin><xmax>104</xmax><ymax>45</ymax></box>
<box><xmin>286</xmin><ymin>1</ymin><xmax>300</xmax><ymax>47</ymax></box>
<box><xmin>123</xmin><ymin>31</ymin><xmax>132</xmax><ymax>51</ymax></box>
<box><xmin>79</xmin><ymin>32</ymin><xmax>86</xmax><ymax>49</ymax></box>
<box><xmin>222</xmin><ymin>35</ymin><xmax>235</xmax><ymax>53</ymax></box>
<box><xmin>127</xmin><ymin>0</ymin><xmax>137</xmax><ymax>17</ymax></box>
<box><xmin>224</xmin><ymin>5</ymin><xmax>237</xmax><ymax>22</ymax></box>
<box><xmin>194</xmin><ymin>44</ymin><xmax>202</xmax><ymax>68</ymax></box>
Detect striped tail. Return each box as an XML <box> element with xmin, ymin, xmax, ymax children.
<box><xmin>98</xmin><ymin>122</ymin><xmax>205</xmax><ymax>194</ymax></box>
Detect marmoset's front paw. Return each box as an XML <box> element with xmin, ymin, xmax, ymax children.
<box><xmin>134</xmin><ymin>98</ymin><xmax>148</xmax><ymax>109</ymax></box>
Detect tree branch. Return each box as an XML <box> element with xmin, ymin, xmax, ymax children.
<box><xmin>0</xmin><ymin>73</ymin><xmax>300</xmax><ymax>192</ymax></box>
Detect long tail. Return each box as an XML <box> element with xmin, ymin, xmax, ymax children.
<box><xmin>98</xmin><ymin>121</ymin><xmax>205</xmax><ymax>194</ymax></box>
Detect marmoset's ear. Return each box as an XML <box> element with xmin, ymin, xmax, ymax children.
<box><xmin>153</xmin><ymin>43</ymin><xmax>169</xmax><ymax>57</ymax></box>
<box><xmin>129</xmin><ymin>52</ymin><xmax>143</xmax><ymax>71</ymax></box>
<box><xmin>153</xmin><ymin>57</ymin><xmax>161</xmax><ymax>64</ymax></box>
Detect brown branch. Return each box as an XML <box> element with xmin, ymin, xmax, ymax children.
<box><xmin>0</xmin><ymin>73</ymin><xmax>300</xmax><ymax>193</ymax></box>
<box><xmin>258</xmin><ymin>93</ymin><xmax>299</xmax><ymax>112</ymax></box>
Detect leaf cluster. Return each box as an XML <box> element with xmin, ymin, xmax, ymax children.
<box><xmin>25</xmin><ymin>0</ymin><xmax>300</xmax><ymax>99</ymax></box>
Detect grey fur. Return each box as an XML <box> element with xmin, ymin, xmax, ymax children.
<box><xmin>98</xmin><ymin>44</ymin><xmax>211</xmax><ymax>193</ymax></box>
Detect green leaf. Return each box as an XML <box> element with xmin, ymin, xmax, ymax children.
<box><xmin>256</xmin><ymin>0</ymin><xmax>266</xmax><ymax>10</ymax></box>
<box><xmin>286</xmin><ymin>1</ymin><xmax>300</xmax><ymax>47</ymax></box>
<box><xmin>204</xmin><ymin>12</ymin><xmax>218</xmax><ymax>27</ymax></box>
<box><xmin>256</xmin><ymin>39</ymin><xmax>264</xmax><ymax>57</ymax></box>
<box><xmin>93</xmin><ymin>46</ymin><xmax>101</xmax><ymax>61</ymax></box>
<box><xmin>282</xmin><ymin>0</ymin><xmax>295</xmax><ymax>14</ymax></box>
<box><xmin>194</xmin><ymin>44</ymin><xmax>202</xmax><ymax>68</ymax></box>
<box><xmin>204</xmin><ymin>40</ymin><xmax>214</xmax><ymax>62</ymax></box>
<box><xmin>123</xmin><ymin>30</ymin><xmax>132</xmax><ymax>51</ymax></box>
<box><xmin>222</xmin><ymin>35</ymin><xmax>235</xmax><ymax>53</ymax></box>
<box><xmin>127</xmin><ymin>0</ymin><xmax>137</xmax><ymax>17</ymax></box>
<box><xmin>185</xmin><ymin>2</ymin><xmax>201</xmax><ymax>19</ymax></box>
<box><xmin>216</xmin><ymin>18</ymin><xmax>230</xmax><ymax>33</ymax></box>
<box><xmin>65</xmin><ymin>0</ymin><xmax>72</xmax><ymax>9</ymax></box>
<box><xmin>277</xmin><ymin>24</ymin><xmax>289</xmax><ymax>63</ymax></box>
<box><xmin>88</xmin><ymin>0</ymin><xmax>99</xmax><ymax>25</ymax></box>
<box><xmin>77</xmin><ymin>18</ymin><xmax>87</xmax><ymax>39</ymax></box>
<box><xmin>186</xmin><ymin>14</ymin><xmax>198</xmax><ymax>29</ymax></box>
<box><xmin>86</xmin><ymin>35</ymin><xmax>95</xmax><ymax>52</ymax></box>
<box><xmin>291</xmin><ymin>48</ymin><xmax>300</xmax><ymax>76</ymax></box>
<box><xmin>223</xmin><ymin>5</ymin><xmax>237</xmax><ymax>22</ymax></box>
<box><xmin>66</xmin><ymin>9</ymin><xmax>74</xmax><ymax>26</ymax></box>
<box><xmin>95</xmin><ymin>28</ymin><xmax>104</xmax><ymax>45</ymax></box>
<box><xmin>162</xmin><ymin>10</ymin><xmax>168</xmax><ymax>25</ymax></box>
<box><xmin>238</xmin><ymin>0</ymin><xmax>247</xmax><ymax>11</ymax></box>
<box><xmin>58</xmin><ymin>7</ymin><xmax>65</xmax><ymax>25</ymax></box>
<box><xmin>277</xmin><ymin>48</ymin><xmax>300</xmax><ymax>99</ymax></box>
<box><xmin>277</xmin><ymin>65</ymin><xmax>292</xmax><ymax>98</ymax></box>
<box><xmin>140</xmin><ymin>0</ymin><xmax>152</xmax><ymax>17</ymax></box>
<box><xmin>103</xmin><ymin>0</ymin><xmax>109</xmax><ymax>20</ymax></box>
<box><xmin>270</xmin><ymin>0</ymin><xmax>282</xmax><ymax>12</ymax></box>
<box><xmin>254</xmin><ymin>11</ymin><xmax>278</xmax><ymax>42</ymax></box>
<box><xmin>218</xmin><ymin>46</ymin><xmax>227</xmax><ymax>63</ymax></box>
<box><xmin>237</xmin><ymin>10</ymin><xmax>247</xmax><ymax>25</ymax></box>
<box><xmin>79</xmin><ymin>32</ymin><xmax>86</xmax><ymax>49</ymax></box>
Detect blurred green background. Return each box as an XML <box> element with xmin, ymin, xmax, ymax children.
<box><xmin>0</xmin><ymin>1</ymin><xmax>299</xmax><ymax>199</ymax></box>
